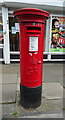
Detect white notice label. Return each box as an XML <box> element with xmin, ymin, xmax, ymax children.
<box><xmin>29</xmin><ymin>36</ymin><xmax>38</xmax><ymax>51</ymax></box>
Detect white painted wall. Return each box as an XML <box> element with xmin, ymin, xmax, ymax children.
<box><xmin>2</xmin><ymin>7</ymin><xmax>10</xmax><ymax>64</ymax></box>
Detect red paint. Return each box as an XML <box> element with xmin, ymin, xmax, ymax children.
<box><xmin>58</xmin><ymin>37</ymin><xmax>65</xmax><ymax>44</ymax></box>
<box><xmin>14</xmin><ymin>8</ymin><xmax>50</xmax><ymax>88</ymax></box>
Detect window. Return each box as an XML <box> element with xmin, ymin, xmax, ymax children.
<box><xmin>9</xmin><ymin>16</ymin><xmax>20</xmax><ymax>51</ymax></box>
<box><xmin>44</xmin><ymin>21</ymin><xmax>47</xmax><ymax>52</ymax></box>
<box><xmin>50</xmin><ymin>16</ymin><xmax>65</xmax><ymax>52</ymax></box>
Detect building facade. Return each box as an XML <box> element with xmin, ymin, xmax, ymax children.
<box><xmin>0</xmin><ymin>0</ymin><xmax>65</xmax><ymax>64</ymax></box>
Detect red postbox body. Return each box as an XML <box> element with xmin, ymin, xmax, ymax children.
<box><xmin>14</xmin><ymin>8</ymin><xmax>50</xmax><ymax>108</ymax></box>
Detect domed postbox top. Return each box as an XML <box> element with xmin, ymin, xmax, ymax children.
<box><xmin>14</xmin><ymin>8</ymin><xmax>50</xmax><ymax>18</ymax></box>
<box><xmin>14</xmin><ymin>8</ymin><xmax>50</xmax><ymax>23</ymax></box>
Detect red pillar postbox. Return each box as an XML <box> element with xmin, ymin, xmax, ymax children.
<box><xmin>14</xmin><ymin>8</ymin><xmax>50</xmax><ymax>108</ymax></box>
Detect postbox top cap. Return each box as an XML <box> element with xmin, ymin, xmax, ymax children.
<box><xmin>14</xmin><ymin>8</ymin><xmax>50</xmax><ymax>18</ymax></box>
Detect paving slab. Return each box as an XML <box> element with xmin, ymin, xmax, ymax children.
<box><xmin>0</xmin><ymin>64</ymin><xmax>20</xmax><ymax>74</ymax></box>
<box><xmin>0</xmin><ymin>85</ymin><xmax>2</xmax><ymax>103</ymax></box>
<box><xmin>46</xmin><ymin>99</ymin><xmax>63</xmax><ymax>111</ymax></box>
<box><xmin>43</xmin><ymin>64</ymin><xmax>63</xmax><ymax>87</ymax></box>
<box><xmin>0</xmin><ymin>63</ymin><xmax>64</xmax><ymax>119</ymax></box>
<box><xmin>0</xmin><ymin>74</ymin><xmax>2</xmax><ymax>84</ymax></box>
<box><xmin>0</xmin><ymin>104</ymin><xmax>2</xmax><ymax>120</ymax></box>
<box><xmin>43</xmin><ymin>82</ymin><xmax>63</xmax><ymax>99</ymax></box>
<box><xmin>2</xmin><ymin>98</ymin><xmax>63</xmax><ymax>118</ymax></box>
<box><xmin>16</xmin><ymin>79</ymin><xmax>64</xmax><ymax>99</ymax></box>
<box><xmin>0</xmin><ymin>74</ymin><xmax>17</xmax><ymax>84</ymax></box>
<box><xmin>1</xmin><ymin>84</ymin><xmax>17</xmax><ymax>103</ymax></box>
<box><xmin>0</xmin><ymin>74</ymin><xmax>18</xmax><ymax>103</ymax></box>
<box><xmin>19</xmin><ymin>114</ymin><xmax>63</xmax><ymax>118</ymax></box>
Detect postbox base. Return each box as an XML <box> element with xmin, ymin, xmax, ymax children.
<box><xmin>20</xmin><ymin>84</ymin><xmax>42</xmax><ymax>109</ymax></box>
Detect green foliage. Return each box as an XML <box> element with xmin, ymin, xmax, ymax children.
<box><xmin>63</xmin><ymin>108</ymin><xmax>65</xmax><ymax>110</ymax></box>
<box><xmin>12</xmin><ymin>111</ymin><xmax>18</xmax><ymax>117</ymax></box>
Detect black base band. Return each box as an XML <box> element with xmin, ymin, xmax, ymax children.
<box><xmin>20</xmin><ymin>84</ymin><xmax>42</xmax><ymax>109</ymax></box>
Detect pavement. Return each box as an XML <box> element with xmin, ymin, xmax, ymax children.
<box><xmin>0</xmin><ymin>63</ymin><xmax>65</xmax><ymax>119</ymax></box>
